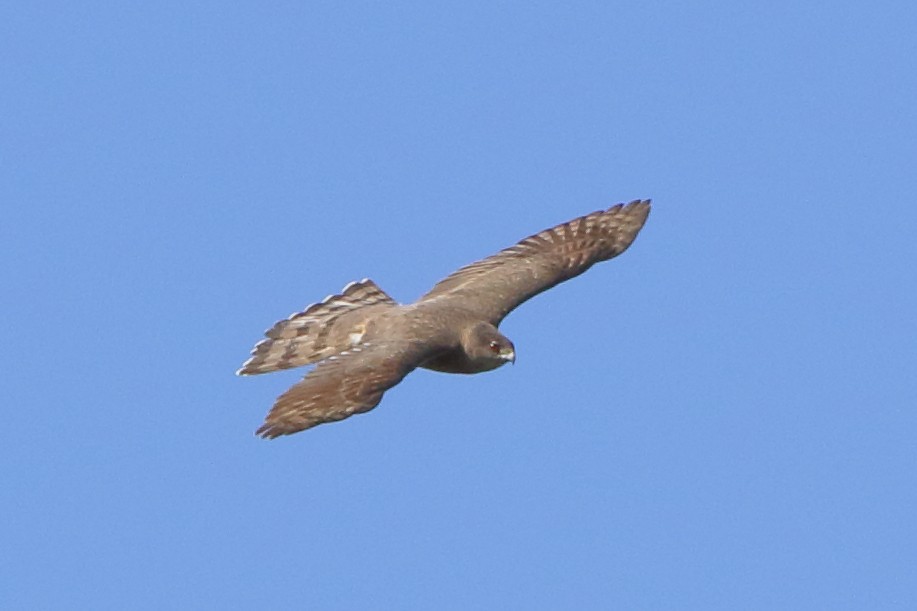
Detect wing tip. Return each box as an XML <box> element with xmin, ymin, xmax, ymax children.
<box><xmin>607</xmin><ymin>198</ymin><xmax>652</xmax><ymax>227</ymax></box>
<box><xmin>255</xmin><ymin>423</ymin><xmax>280</xmax><ymax>439</ymax></box>
<box><xmin>615</xmin><ymin>198</ymin><xmax>651</xmax><ymax>212</ymax></box>
<box><xmin>255</xmin><ymin>418</ymin><xmax>321</xmax><ymax>439</ymax></box>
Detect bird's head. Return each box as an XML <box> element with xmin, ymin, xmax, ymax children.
<box><xmin>464</xmin><ymin>322</ymin><xmax>516</xmax><ymax>371</ymax></box>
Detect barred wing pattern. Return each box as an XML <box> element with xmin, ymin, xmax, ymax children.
<box><xmin>421</xmin><ymin>200</ymin><xmax>651</xmax><ymax>324</ymax></box>
<box><xmin>240</xmin><ymin>199</ymin><xmax>651</xmax><ymax>439</ymax></box>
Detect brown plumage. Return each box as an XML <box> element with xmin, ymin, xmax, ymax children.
<box><xmin>239</xmin><ymin>200</ymin><xmax>651</xmax><ymax>438</ymax></box>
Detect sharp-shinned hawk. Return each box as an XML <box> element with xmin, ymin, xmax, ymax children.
<box><xmin>238</xmin><ymin>200</ymin><xmax>651</xmax><ymax>438</ymax></box>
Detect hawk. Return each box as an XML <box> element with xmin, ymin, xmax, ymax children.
<box><xmin>238</xmin><ymin>200</ymin><xmax>651</xmax><ymax>438</ymax></box>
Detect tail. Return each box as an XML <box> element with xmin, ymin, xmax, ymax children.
<box><xmin>237</xmin><ymin>279</ymin><xmax>396</xmax><ymax>375</ymax></box>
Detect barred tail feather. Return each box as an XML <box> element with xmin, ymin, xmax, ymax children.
<box><xmin>237</xmin><ymin>279</ymin><xmax>396</xmax><ymax>375</ymax></box>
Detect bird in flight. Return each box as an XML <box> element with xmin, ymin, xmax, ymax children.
<box><xmin>238</xmin><ymin>200</ymin><xmax>651</xmax><ymax>438</ymax></box>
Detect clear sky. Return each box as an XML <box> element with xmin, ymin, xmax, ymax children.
<box><xmin>2</xmin><ymin>2</ymin><xmax>916</xmax><ymax>609</ymax></box>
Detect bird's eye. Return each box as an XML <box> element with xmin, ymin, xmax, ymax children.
<box><xmin>489</xmin><ymin>340</ymin><xmax>501</xmax><ymax>353</ymax></box>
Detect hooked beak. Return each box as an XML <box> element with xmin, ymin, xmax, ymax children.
<box><xmin>502</xmin><ymin>349</ymin><xmax>516</xmax><ymax>365</ymax></box>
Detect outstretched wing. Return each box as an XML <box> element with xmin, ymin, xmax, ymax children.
<box><xmin>420</xmin><ymin>200</ymin><xmax>651</xmax><ymax>324</ymax></box>
<box><xmin>255</xmin><ymin>340</ymin><xmax>434</xmax><ymax>439</ymax></box>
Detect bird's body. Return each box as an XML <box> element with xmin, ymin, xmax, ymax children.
<box><xmin>239</xmin><ymin>200</ymin><xmax>651</xmax><ymax>438</ymax></box>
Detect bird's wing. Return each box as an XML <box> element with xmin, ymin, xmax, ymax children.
<box><xmin>420</xmin><ymin>200</ymin><xmax>651</xmax><ymax>325</ymax></box>
<box><xmin>255</xmin><ymin>340</ymin><xmax>434</xmax><ymax>438</ymax></box>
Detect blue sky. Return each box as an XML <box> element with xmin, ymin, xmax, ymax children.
<box><xmin>2</xmin><ymin>2</ymin><xmax>916</xmax><ymax>609</ymax></box>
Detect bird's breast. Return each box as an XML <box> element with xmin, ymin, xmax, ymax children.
<box><xmin>420</xmin><ymin>349</ymin><xmax>503</xmax><ymax>374</ymax></box>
